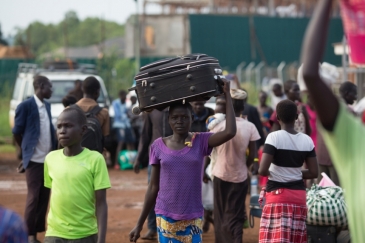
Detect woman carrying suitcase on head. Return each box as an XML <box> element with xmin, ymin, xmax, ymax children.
<box><xmin>258</xmin><ymin>100</ymin><xmax>318</xmax><ymax>243</ymax></box>
<box><xmin>129</xmin><ymin>79</ymin><xmax>237</xmax><ymax>243</ymax></box>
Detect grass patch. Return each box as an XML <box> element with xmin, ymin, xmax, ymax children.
<box><xmin>0</xmin><ymin>144</ymin><xmax>15</xmax><ymax>153</ymax></box>
<box><xmin>0</xmin><ymin>98</ymin><xmax>12</xmax><ymax>137</ymax></box>
<box><xmin>241</xmin><ymin>82</ymin><xmax>260</xmax><ymax>106</ymax></box>
<box><xmin>0</xmin><ymin>83</ymin><xmax>12</xmax><ymax>137</ymax></box>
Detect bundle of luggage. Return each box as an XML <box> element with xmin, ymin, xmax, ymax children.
<box><xmin>306</xmin><ymin>182</ymin><xmax>349</xmax><ymax>243</ymax></box>
<box><xmin>129</xmin><ymin>54</ymin><xmax>224</xmax><ymax>114</ymax></box>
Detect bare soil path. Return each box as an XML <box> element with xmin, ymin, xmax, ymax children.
<box><xmin>0</xmin><ymin>152</ymin><xmax>259</xmax><ymax>243</ymax></box>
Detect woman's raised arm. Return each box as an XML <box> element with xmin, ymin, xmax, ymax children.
<box><xmin>208</xmin><ymin>79</ymin><xmax>237</xmax><ymax>147</ymax></box>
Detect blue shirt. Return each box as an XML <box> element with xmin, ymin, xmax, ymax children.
<box><xmin>112</xmin><ymin>99</ymin><xmax>131</xmax><ymax>129</ymax></box>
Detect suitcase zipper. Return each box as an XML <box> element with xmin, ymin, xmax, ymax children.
<box><xmin>139</xmin><ymin>54</ymin><xmax>208</xmax><ymax>71</ymax></box>
<box><xmin>158</xmin><ymin>59</ymin><xmax>217</xmax><ymax>71</ymax></box>
<box><xmin>135</xmin><ymin>59</ymin><xmax>218</xmax><ymax>79</ymax></box>
<box><xmin>135</xmin><ymin>63</ymin><xmax>219</xmax><ymax>81</ymax></box>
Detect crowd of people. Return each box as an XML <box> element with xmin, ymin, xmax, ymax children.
<box><xmin>2</xmin><ymin>0</ymin><xmax>365</xmax><ymax>242</ymax></box>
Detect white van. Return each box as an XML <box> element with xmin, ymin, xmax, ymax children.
<box><xmin>9</xmin><ymin>62</ymin><xmax>113</xmax><ymax>128</ymax></box>
<box><xmin>9</xmin><ymin>62</ymin><xmax>117</xmax><ymax>158</ymax></box>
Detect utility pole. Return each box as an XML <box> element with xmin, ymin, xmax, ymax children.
<box><xmin>63</xmin><ymin>21</ymin><xmax>69</xmax><ymax>58</ymax></box>
<box><xmin>135</xmin><ymin>0</ymin><xmax>141</xmax><ymax>73</ymax></box>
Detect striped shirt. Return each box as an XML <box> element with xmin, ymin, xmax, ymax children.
<box><xmin>264</xmin><ymin>130</ymin><xmax>316</xmax><ymax>192</ymax></box>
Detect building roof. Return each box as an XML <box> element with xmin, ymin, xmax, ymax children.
<box><xmin>0</xmin><ymin>45</ymin><xmax>33</xmax><ymax>59</ymax></box>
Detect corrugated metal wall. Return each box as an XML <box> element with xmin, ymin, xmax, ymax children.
<box><xmin>0</xmin><ymin>59</ymin><xmax>35</xmax><ymax>95</ymax></box>
<box><xmin>0</xmin><ymin>58</ymin><xmax>97</xmax><ymax>96</ymax></box>
<box><xmin>189</xmin><ymin>15</ymin><xmax>344</xmax><ymax>70</ymax></box>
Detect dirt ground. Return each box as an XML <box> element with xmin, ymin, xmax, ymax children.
<box><xmin>0</xmin><ymin>152</ymin><xmax>260</xmax><ymax>243</ymax></box>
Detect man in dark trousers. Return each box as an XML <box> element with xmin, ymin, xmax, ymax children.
<box><xmin>12</xmin><ymin>75</ymin><xmax>57</xmax><ymax>243</ymax></box>
<box><xmin>133</xmin><ymin>109</ymin><xmax>172</xmax><ymax>240</ymax></box>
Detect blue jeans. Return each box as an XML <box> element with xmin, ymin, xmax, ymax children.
<box><xmin>147</xmin><ymin>165</ymin><xmax>157</xmax><ymax>232</ymax></box>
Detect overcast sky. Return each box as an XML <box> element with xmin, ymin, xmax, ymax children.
<box><xmin>0</xmin><ymin>0</ymin><xmax>159</xmax><ymax>36</ymax></box>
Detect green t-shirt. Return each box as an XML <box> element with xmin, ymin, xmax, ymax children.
<box><xmin>321</xmin><ymin>103</ymin><xmax>365</xmax><ymax>243</ymax></box>
<box><xmin>44</xmin><ymin>148</ymin><xmax>111</xmax><ymax>239</ymax></box>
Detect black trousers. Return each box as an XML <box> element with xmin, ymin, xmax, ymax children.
<box><xmin>24</xmin><ymin>161</ymin><xmax>50</xmax><ymax>235</ymax></box>
<box><xmin>213</xmin><ymin>177</ymin><xmax>248</xmax><ymax>243</ymax></box>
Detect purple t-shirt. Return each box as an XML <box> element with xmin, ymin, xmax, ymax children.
<box><xmin>150</xmin><ymin>133</ymin><xmax>213</xmax><ymax>220</ymax></box>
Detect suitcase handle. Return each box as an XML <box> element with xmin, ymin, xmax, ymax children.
<box><xmin>128</xmin><ymin>86</ymin><xmax>137</xmax><ymax>92</ymax></box>
<box><xmin>215</xmin><ymin>75</ymin><xmax>225</xmax><ymax>93</ymax></box>
<box><xmin>179</xmin><ymin>53</ymin><xmax>208</xmax><ymax>60</ymax></box>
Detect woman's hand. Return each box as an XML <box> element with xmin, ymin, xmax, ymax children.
<box><xmin>221</xmin><ymin>78</ymin><xmax>231</xmax><ymax>94</ymax></box>
<box><xmin>129</xmin><ymin>225</ymin><xmax>143</xmax><ymax>242</ymax></box>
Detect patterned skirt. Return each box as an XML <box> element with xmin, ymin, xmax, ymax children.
<box><xmin>259</xmin><ymin>188</ymin><xmax>308</xmax><ymax>243</ymax></box>
<box><xmin>156</xmin><ymin>214</ymin><xmax>203</xmax><ymax>243</ymax></box>
<box><xmin>259</xmin><ymin>203</ymin><xmax>307</xmax><ymax>243</ymax></box>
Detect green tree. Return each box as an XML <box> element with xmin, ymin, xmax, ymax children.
<box><xmin>0</xmin><ymin>23</ymin><xmax>8</xmax><ymax>46</ymax></box>
<box><xmin>14</xmin><ymin>10</ymin><xmax>124</xmax><ymax>56</ymax></box>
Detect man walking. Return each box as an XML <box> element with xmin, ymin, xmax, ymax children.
<box><xmin>12</xmin><ymin>75</ymin><xmax>57</xmax><ymax>243</ymax></box>
<box><xmin>75</xmin><ymin>76</ymin><xmax>110</xmax><ymax>151</ymax></box>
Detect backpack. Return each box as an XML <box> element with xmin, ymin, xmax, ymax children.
<box><xmin>76</xmin><ymin>105</ymin><xmax>104</xmax><ymax>153</ymax></box>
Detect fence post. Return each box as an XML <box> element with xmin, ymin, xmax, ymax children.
<box><xmin>277</xmin><ymin>61</ymin><xmax>286</xmax><ymax>82</ymax></box>
<box><xmin>236</xmin><ymin>62</ymin><xmax>246</xmax><ymax>83</ymax></box>
<box><xmin>255</xmin><ymin>61</ymin><xmax>265</xmax><ymax>90</ymax></box>
<box><xmin>245</xmin><ymin>62</ymin><xmax>255</xmax><ymax>83</ymax></box>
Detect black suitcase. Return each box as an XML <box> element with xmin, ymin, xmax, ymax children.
<box><xmin>129</xmin><ymin>54</ymin><xmax>224</xmax><ymax>114</ymax></box>
<box><xmin>307</xmin><ymin>225</ymin><xmax>337</xmax><ymax>243</ymax></box>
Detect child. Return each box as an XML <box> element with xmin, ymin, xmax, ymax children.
<box><xmin>129</xmin><ymin>79</ymin><xmax>236</xmax><ymax>243</ymax></box>
<box><xmin>44</xmin><ymin>106</ymin><xmax>111</xmax><ymax>243</ymax></box>
<box><xmin>258</xmin><ymin>99</ymin><xmax>318</xmax><ymax>243</ymax></box>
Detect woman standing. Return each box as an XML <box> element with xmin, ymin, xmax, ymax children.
<box><xmin>258</xmin><ymin>100</ymin><xmax>318</xmax><ymax>243</ymax></box>
<box><xmin>129</xmin><ymin>79</ymin><xmax>236</xmax><ymax>243</ymax></box>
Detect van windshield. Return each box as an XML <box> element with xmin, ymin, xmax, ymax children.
<box><xmin>46</xmin><ymin>80</ymin><xmax>105</xmax><ymax>104</ymax></box>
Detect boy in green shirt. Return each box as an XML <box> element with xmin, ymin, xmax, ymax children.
<box><xmin>44</xmin><ymin>106</ymin><xmax>111</xmax><ymax>243</ymax></box>
<box><xmin>301</xmin><ymin>0</ymin><xmax>365</xmax><ymax>242</ymax></box>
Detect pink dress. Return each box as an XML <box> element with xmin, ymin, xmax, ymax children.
<box><xmin>306</xmin><ymin>105</ymin><xmax>317</xmax><ymax>147</ymax></box>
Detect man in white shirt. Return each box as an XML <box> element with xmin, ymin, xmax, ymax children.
<box><xmin>13</xmin><ymin>75</ymin><xmax>56</xmax><ymax>243</ymax></box>
<box><xmin>271</xmin><ymin>83</ymin><xmax>287</xmax><ymax>110</ymax></box>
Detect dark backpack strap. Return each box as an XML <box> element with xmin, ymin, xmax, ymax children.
<box><xmin>70</xmin><ymin>104</ymin><xmax>102</xmax><ymax>116</ymax></box>
<box><xmin>88</xmin><ymin>105</ymin><xmax>103</xmax><ymax>116</ymax></box>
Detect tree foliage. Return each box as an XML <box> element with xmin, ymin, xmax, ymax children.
<box><xmin>11</xmin><ymin>11</ymin><xmax>133</xmax><ymax>98</ymax></box>
<box><xmin>0</xmin><ymin>24</ymin><xmax>8</xmax><ymax>46</ymax></box>
<box><xmin>97</xmin><ymin>55</ymin><xmax>136</xmax><ymax>99</ymax></box>
<box><xmin>14</xmin><ymin>11</ymin><xmax>124</xmax><ymax>56</ymax></box>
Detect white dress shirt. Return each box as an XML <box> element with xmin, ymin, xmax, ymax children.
<box><xmin>30</xmin><ymin>95</ymin><xmax>52</xmax><ymax>163</ymax></box>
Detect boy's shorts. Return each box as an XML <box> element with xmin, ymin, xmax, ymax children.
<box><xmin>117</xmin><ymin>127</ymin><xmax>136</xmax><ymax>143</ymax></box>
<box><xmin>44</xmin><ymin>234</ymin><xmax>97</xmax><ymax>243</ymax></box>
